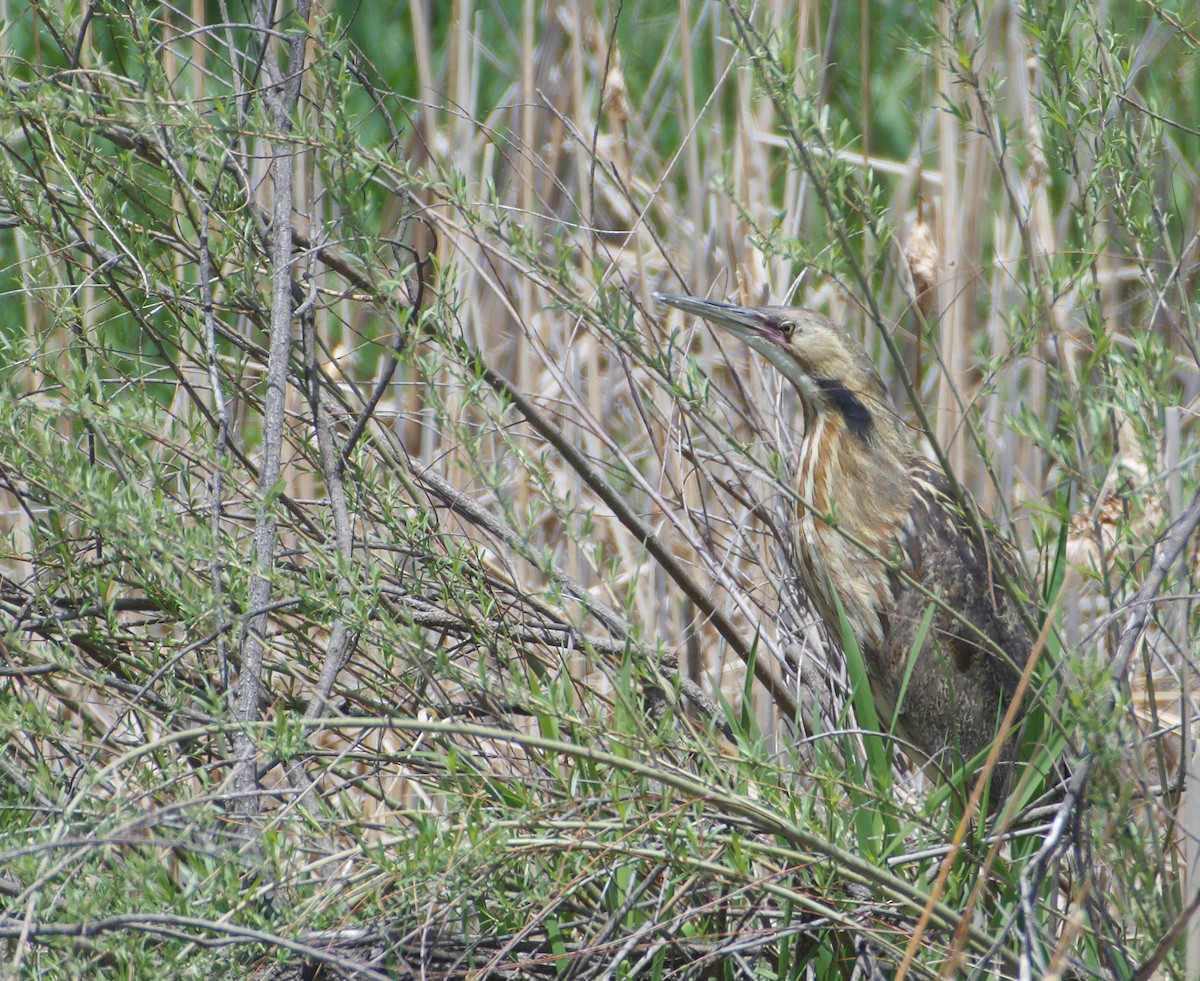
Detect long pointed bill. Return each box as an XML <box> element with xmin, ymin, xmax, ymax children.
<box><xmin>651</xmin><ymin>293</ymin><xmax>790</xmax><ymax>353</ymax></box>
<box><xmin>652</xmin><ymin>292</ymin><xmax>824</xmax><ymax>403</ymax></box>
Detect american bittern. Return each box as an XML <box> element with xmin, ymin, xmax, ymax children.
<box><xmin>654</xmin><ymin>292</ymin><xmax>1032</xmax><ymax>803</ymax></box>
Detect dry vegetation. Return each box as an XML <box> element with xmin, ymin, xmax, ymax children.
<box><xmin>0</xmin><ymin>0</ymin><xmax>1198</xmax><ymax>978</ymax></box>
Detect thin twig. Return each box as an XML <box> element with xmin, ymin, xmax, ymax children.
<box><xmin>1019</xmin><ymin>487</ymin><xmax>1200</xmax><ymax>981</ymax></box>
<box><xmin>232</xmin><ymin>0</ymin><xmax>313</xmax><ymax>815</ymax></box>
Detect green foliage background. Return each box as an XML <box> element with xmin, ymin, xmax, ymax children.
<box><xmin>0</xmin><ymin>0</ymin><xmax>1197</xmax><ymax>978</ymax></box>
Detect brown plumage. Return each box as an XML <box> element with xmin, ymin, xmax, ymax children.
<box><xmin>655</xmin><ymin>292</ymin><xmax>1032</xmax><ymax>804</ymax></box>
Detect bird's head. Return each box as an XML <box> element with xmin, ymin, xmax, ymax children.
<box><xmin>653</xmin><ymin>292</ymin><xmax>895</xmax><ymax>445</ymax></box>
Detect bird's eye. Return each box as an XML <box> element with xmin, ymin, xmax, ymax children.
<box><xmin>779</xmin><ymin>320</ymin><xmax>796</xmax><ymax>339</ymax></box>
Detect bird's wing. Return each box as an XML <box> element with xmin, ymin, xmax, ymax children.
<box><xmin>890</xmin><ymin>460</ymin><xmax>1033</xmax><ymax>695</ymax></box>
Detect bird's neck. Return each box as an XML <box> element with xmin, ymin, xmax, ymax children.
<box><xmin>794</xmin><ymin>405</ymin><xmax>911</xmax><ymax>650</ymax></box>
<box><xmin>797</xmin><ymin>404</ymin><xmax>910</xmax><ymax>541</ymax></box>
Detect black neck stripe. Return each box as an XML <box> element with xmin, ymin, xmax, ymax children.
<box><xmin>815</xmin><ymin>378</ymin><xmax>873</xmax><ymax>441</ymax></box>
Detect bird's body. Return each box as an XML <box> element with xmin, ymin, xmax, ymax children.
<box><xmin>654</xmin><ymin>293</ymin><xmax>1032</xmax><ymax>802</ymax></box>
